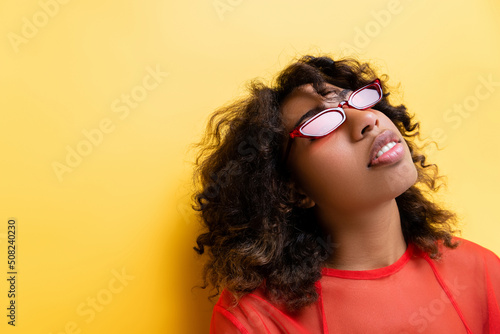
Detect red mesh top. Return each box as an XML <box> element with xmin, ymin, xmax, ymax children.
<box><xmin>210</xmin><ymin>238</ymin><xmax>500</xmax><ymax>333</ymax></box>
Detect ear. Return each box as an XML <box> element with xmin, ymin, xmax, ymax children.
<box><xmin>290</xmin><ymin>182</ymin><xmax>316</xmax><ymax>209</ymax></box>
<box><xmin>298</xmin><ymin>195</ymin><xmax>316</xmax><ymax>209</ymax></box>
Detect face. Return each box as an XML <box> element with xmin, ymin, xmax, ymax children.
<box><xmin>281</xmin><ymin>82</ymin><xmax>418</xmax><ymax>215</ymax></box>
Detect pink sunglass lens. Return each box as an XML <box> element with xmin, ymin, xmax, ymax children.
<box><xmin>350</xmin><ymin>87</ymin><xmax>380</xmax><ymax>109</ymax></box>
<box><xmin>301</xmin><ymin>112</ymin><xmax>344</xmax><ymax>136</ymax></box>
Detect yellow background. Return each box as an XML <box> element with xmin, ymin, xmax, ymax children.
<box><xmin>1</xmin><ymin>0</ymin><xmax>499</xmax><ymax>333</ymax></box>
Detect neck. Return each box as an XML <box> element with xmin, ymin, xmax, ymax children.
<box><xmin>315</xmin><ymin>199</ymin><xmax>407</xmax><ymax>271</ymax></box>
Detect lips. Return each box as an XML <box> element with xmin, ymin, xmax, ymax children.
<box><xmin>368</xmin><ymin>130</ymin><xmax>404</xmax><ymax>167</ymax></box>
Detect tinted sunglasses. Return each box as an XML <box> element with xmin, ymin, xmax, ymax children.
<box><xmin>283</xmin><ymin>79</ymin><xmax>383</xmax><ymax>161</ymax></box>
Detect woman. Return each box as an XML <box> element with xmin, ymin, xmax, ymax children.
<box><xmin>193</xmin><ymin>55</ymin><xmax>500</xmax><ymax>333</ymax></box>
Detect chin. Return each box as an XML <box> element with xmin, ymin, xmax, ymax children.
<box><xmin>382</xmin><ymin>160</ymin><xmax>418</xmax><ymax>199</ymax></box>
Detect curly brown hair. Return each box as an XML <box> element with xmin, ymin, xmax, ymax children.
<box><xmin>192</xmin><ymin>55</ymin><xmax>458</xmax><ymax>312</ymax></box>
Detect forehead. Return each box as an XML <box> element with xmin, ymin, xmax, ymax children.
<box><xmin>280</xmin><ymin>82</ymin><xmax>346</xmax><ymax>129</ymax></box>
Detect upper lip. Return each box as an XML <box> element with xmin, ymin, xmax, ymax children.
<box><xmin>368</xmin><ymin>130</ymin><xmax>401</xmax><ymax>166</ymax></box>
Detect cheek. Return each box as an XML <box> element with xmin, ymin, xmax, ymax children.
<box><xmin>291</xmin><ymin>144</ymin><xmax>365</xmax><ymax>204</ymax></box>
<box><xmin>290</xmin><ymin>137</ymin><xmax>419</xmax><ymax>210</ymax></box>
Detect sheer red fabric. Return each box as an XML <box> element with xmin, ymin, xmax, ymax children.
<box><xmin>210</xmin><ymin>238</ymin><xmax>500</xmax><ymax>333</ymax></box>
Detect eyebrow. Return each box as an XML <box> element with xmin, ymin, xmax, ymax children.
<box><xmin>292</xmin><ymin>105</ymin><xmax>328</xmax><ymax>129</ymax></box>
<box><xmin>291</xmin><ymin>88</ymin><xmax>350</xmax><ymax>129</ymax></box>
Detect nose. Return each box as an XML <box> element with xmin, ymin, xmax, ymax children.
<box><xmin>343</xmin><ymin>106</ymin><xmax>379</xmax><ymax>141</ymax></box>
